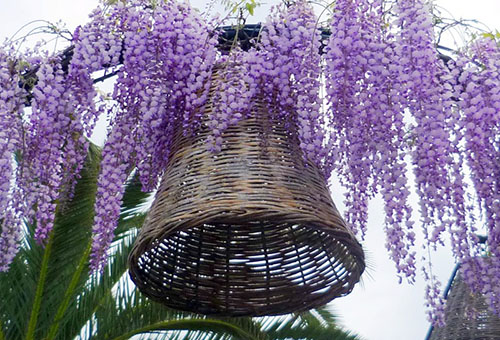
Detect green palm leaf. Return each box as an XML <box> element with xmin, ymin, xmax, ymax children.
<box><xmin>258</xmin><ymin>308</ymin><xmax>359</xmax><ymax>340</ymax></box>
<box><xmin>1</xmin><ymin>143</ymin><xmax>361</xmax><ymax>340</ymax></box>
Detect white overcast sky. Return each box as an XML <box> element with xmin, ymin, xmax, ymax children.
<box><xmin>1</xmin><ymin>1</ymin><xmax>499</xmax><ymax>340</ymax></box>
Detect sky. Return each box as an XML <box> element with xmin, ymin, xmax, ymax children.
<box><xmin>1</xmin><ymin>1</ymin><xmax>499</xmax><ymax>340</ymax></box>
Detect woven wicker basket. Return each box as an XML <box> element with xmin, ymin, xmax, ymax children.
<box><xmin>128</xmin><ymin>68</ymin><xmax>365</xmax><ymax>316</ymax></box>
<box><xmin>428</xmin><ymin>270</ymin><xmax>500</xmax><ymax>340</ymax></box>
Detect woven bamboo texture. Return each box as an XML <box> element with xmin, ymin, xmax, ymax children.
<box><xmin>429</xmin><ymin>271</ymin><xmax>500</xmax><ymax>340</ymax></box>
<box><xmin>128</xmin><ymin>68</ymin><xmax>365</xmax><ymax>317</ymax></box>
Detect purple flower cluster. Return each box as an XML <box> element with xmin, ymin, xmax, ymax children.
<box><xmin>454</xmin><ymin>38</ymin><xmax>500</xmax><ymax>314</ymax></box>
<box><xmin>395</xmin><ymin>0</ymin><xmax>459</xmax><ymax>239</ymax></box>
<box><xmin>393</xmin><ymin>0</ymin><xmax>479</xmax><ymax>322</ymax></box>
<box><xmin>247</xmin><ymin>1</ymin><xmax>324</xmax><ymax>162</ymax></box>
<box><xmin>1</xmin><ymin>3</ymin><xmax>127</xmax><ymax>266</ymax></box>
<box><xmin>90</xmin><ymin>120</ymin><xmax>134</xmax><ymax>271</ymax></box>
<box><xmin>423</xmin><ymin>273</ymin><xmax>446</xmax><ymax>326</ymax></box>
<box><xmin>0</xmin><ymin>3</ymin><xmax>126</xmax><ymax>267</ymax></box>
<box><xmin>207</xmin><ymin>54</ymin><xmax>252</xmax><ymax>152</ymax></box>
<box><xmin>62</xmin><ymin>4</ymin><xmax>124</xmax><ymax>191</ymax></box>
<box><xmin>323</xmin><ymin>0</ymin><xmax>499</xmax><ymax>323</ymax></box>
<box><xmin>325</xmin><ymin>0</ymin><xmax>416</xmax><ymax>279</ymax></box>
<box><xmin>325</xmin><ymin>0</ymin><xmax>370</xmax><ymax>237</ymax></box>
<box><xmin>26</xmin><ymin>60</ymin><xmax>69</xmax><ymax>241</ymax></box>
<box><xmin>0</xmin><ymin>47</ymin><xmax>26</xmax><ymax>270</ymax></box>
<box><xmin>90</xmin><ymin>0</ymin><xmax>217</xmax><ymax>271</ymax></box>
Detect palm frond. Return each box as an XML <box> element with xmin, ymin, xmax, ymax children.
<box><xmin>52</xmin><ymin>216</ymin><xmax>145</xmax><ymax>340</ymax></box>
<box><xmin>311</xmin><ymin>306</ymin><xmax>339</xmax><ymax>326</ymax></box>
<box><xmin>0</xmin><ymin>143</ymin><xmax>151</xmax><ymax>340</ymax></box>
<box><xmin>107</xmin><ymin>318</ymin><xmax>264</xmax><ymax>340</ymax></box>
<box><xmin>44</xmin><ymin>144</ymin><xmax>151</xmax><ymax>340</ymax></box>
<box><xmin>0</xmin><ymin>144</ymin><xmax>101</xmax><ymax>340</ymax></box>
<box><xmin>1</xmin><ymin>141</ymin><xmax>361</xmax><ymax>340</ymax></box>
<box><xmin>142</xmin><ymin>315</ymin><xmax>269</xmax><ymax>340</ymax></box>
<box><xmin>0</xmin><ymin>253</ymin><xmax>37</xmax><ymax>339</ymax></box>
<box><xmin>32</xmin><ymin>143</ymin><xmax>102</xmax><ymax>339</ymax></box>
<box><xmin>263</xmin><ymin>309</ymin><xmax>360</xmax><ymax>340</ymax></box>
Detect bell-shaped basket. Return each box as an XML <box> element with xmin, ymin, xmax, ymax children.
<box><xmin>128</xmin><ymin>69</ymin><xmax>365</xmax><ymax>317</ymax></box>
<box><xmin>427</xmin><ymin>269</ymin><xmax>500</xmax><ymax>340</ymax></box>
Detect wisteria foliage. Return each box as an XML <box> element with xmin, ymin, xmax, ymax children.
<box><xmin>0</xmin><ymin>0</ymin><xmax>499</xmax><ymax>325</ymax></box>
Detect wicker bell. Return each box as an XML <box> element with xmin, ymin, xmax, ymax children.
<box><xmin>427</xmin><ymin>269</ymin><xmax>500</xmax><ymax>340</ymax></box>
<box><xmin>128</xmin><ymin>69</ymin><xmax>365</xmax><ymax>317</ymax></box>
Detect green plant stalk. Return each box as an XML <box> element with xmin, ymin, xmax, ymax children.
<box><xmin>111</xmin><ymin>319</ymin><xmax>260</xmax><ymax>340</ymax></box>
<box><xmin>45</xmin><ymin>242</ymin><xmax>92</xmax><ymax>340</ymax></box>
<box><xmin>0</xmin><ymin>322</ymin><xmax>5</xmax><ymax>340</ymax></box>
<box><xmin>26</xmin><ymin>229</ymin><xmax>56</xmax><ymax>340</ymax></box>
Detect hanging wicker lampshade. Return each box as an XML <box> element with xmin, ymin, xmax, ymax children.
<box><xmin>128</xmin><ymin>68</ymin><xmax>365</xmax><ymax>317</ymax></box>
<box><xmin>427</xmin><ymin>268</ymin><xmax>500</xmax><ymax>340</ymax></box>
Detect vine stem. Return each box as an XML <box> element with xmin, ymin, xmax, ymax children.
<box><xmin>26</xmin><ymin>228</ymin><xmax>56</xmax><ymax>340</ymax></box>
<box><xmin>44</xmin><ymin>242</ymin><xmax>92</xmax><ymax>340</ymax></box>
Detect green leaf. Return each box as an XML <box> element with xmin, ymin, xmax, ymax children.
<box><xmin>1</xmin><ymin>141</ymin><xmax>360</xmax><ymax>340</ymax></box>
<box><xmin>481</xmin><ymin>32</ymin><xmax>495</xmax><ymax>40</ymax></box>
<box><xmin>26</xmin><ymin>228</ymin><xmax>55</xmax><ymax>340</ymax></box>
<box><xmin>246</xmin><ymin>3</ymin><xmax>254</xmax><ymax>16</ymax></box>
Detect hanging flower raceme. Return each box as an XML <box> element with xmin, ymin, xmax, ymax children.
<box><xmin>0</xmin><ymin>2</ymin><xmax>127</xmax><ymax>260</ymax></box>
<box><xmin>207</xmin><ymin>54</ymin><xmax>253</xmax><ymax>152</ymax></box>
<box><xmin>0</xmin><ymin>47</ymin><xmax>27</xmax><ymax>271</ymax></box>
<box><xmin>0</xmin><ymin>51</ymin><xmax>21</xmax><ymax>212</ymax></box>
<box><xmin>360</xmin><ymin>2</ymin><xmax>416</xmax><ymax>280</ymax></box>
<box><xmin>90</xmin><ymin>118</ymin><xmax>135</xmax><ymax>271</ymax></box>
<box><xmin>454</xmin><ymin>37</ymin><xmax>500</xmax><ymax>315</ymax></box>
<box><xmin>325</xmin><ymin>0</ymin><xmax>416</xmax><ymax>280</ymax></box>
<box><xmin>324</xmin><ymin>0</ymin><xmax>376</xmax><ymax>237</ymax></box>
<box><xmin>90</xmin><ymin>0</ymin><xmax>217</xmax><ymax>271</ymax></box>
<box><xmin>395</xmin><ymin>0</ymin><xmax>462</xmax><ymax>242</ymax></box>
<box><xmin>458</xmin><ymin>38</ymin><xmax>500</xmax><ymax>250</ymax></box>
<box><xmin>24</xmin><ymin>59</ymin><xmax>69</xmax><ymax>242</ymax></box>
<box><xmin>394</xmin><ymin>0</ymin><xmax>472</xmax><ymax>325</ymax></box>
<box><xmin>245</xmin><ymin>1</ymin><xmax>324</xmax><ymax>163</ymax></box>
<box><xmin>61</xmin><ymin>4</ymin><xmax>124</xmax><ymax>194</ymax></box>
<box><xmin>0</xmin><ymin>2</ymin><xmax>126</xmax><ymax>256</ymax></box>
